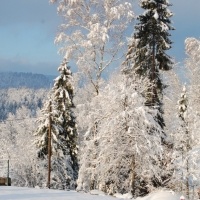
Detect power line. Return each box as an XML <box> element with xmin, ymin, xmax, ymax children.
<box><xmin>0</xmin><ymin>116</ymin><xmax>41</xmax><ymax>124</ymax></box>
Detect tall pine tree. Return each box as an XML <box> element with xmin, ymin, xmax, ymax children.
<box><xmin>177</xmin><ymin>86</ymin><xmax>190</xmax><ymax>199</ymax></box>
<box><xmin>52</xmin><ymin>59</ymin><xmax>78</xmax><ymax>171</ymax></box>
<box><xmin>123</xmin><ymin>0</ymin><xmax>174</xmax><ymax>191</ymax></box>
<box><xmin>125</xmin><ymin>0</ymin><xmax>174</xmax><ymax>128</ymax></box>
<box><xmin>34</xmin><ymin>59</ymin><xmax>78</xmax><ymax>189</ymax></box>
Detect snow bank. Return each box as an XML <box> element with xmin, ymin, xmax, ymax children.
<box><xmin>114</xmin><ymin>192</ymin><xmax>133</xmax><ymax>199</ymax></box>
<box><xmin>138</xmin><ymin>190</ymin><xmax>181</xmax><ymax>200</ymax></box>
<box><xmin>0</xmin><ymin>186</ymin><xmax>116</xmax><ymax>200</ymax></box>
<box><xmin>90</xmin><ymin>189</ymin><xmax>106</xmax><ymax>196</ymax></box>
<box><xmin>114</xmin><ymin>190</ymin><xmax>181</xmax><ymax>200</ymax></box>
<box><xmin>0</xmin><ymin>187</ymin><xmax>182</xmax><ymax>200</ymax></box>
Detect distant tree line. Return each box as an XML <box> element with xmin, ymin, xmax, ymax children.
<box><xmin>0</xmin><ymin>88</ymin><xmax>49</xmax><ymax>120</ymax></box>
<box><xmin>0</xmin><ymin>72</ymin><xmax>54</xmax><ymax>89</ymax></box>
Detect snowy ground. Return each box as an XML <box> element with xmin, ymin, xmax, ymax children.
<box><xmin>0</xmin><ymin>186</ymin><xmax>182</xmax><ymax>200</ymax></box>
<box><xmin>0</xmin><ymin>187</ymin><xmax>116</xmax><ymax>200</ymax></box>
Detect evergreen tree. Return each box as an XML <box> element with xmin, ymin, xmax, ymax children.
<box><xmin>52</xmin><ymin>59</ymin><xmax>78</xmax><ymax>170</ymax></box>
<box><xmin>125</xmin><ymin>0</ymin><xmax>174</xmax><ymax>128</ymax></box>
<box><xmin>34</xmin><ymin>59</ymin><xmax>78</xmax><ymax>189</ymax></box>
<box><xmin>177</xmin><ymin>86</ymin><xmax>190</xmax><ymax>199</ymax></box>
<box><xmin>123</xmin><ymin>0</ymin><xmax>174</xmax><ymax>191</ymax></box>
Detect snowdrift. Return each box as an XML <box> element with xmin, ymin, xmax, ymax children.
<box><xmin>137</xmin><ymin>190</ymin><xmax>181</xmax><ymax>200</ymax></box>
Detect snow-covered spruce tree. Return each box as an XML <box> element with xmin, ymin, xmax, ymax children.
<box><xmin>34</xmin><ymin>60</ymin><xmax>78</xmax><ymax>189</ymax></box>
<box><xmin>77</xmin><ymin>73</ymin><xmax>163</xmax><ymax>197</ymax></box>
<box><xmin>50</xmin><ymin>0</ymin><xmax>134</xmax><ymax>95</ymax></box>
<box><xmin>125</xmin><ymin>0</ymin><xmax>174</xmax><ymax>127</ymax></box>
<box><xmin>172</xmin><ymin>85</ymin><xmax>200</xmax><ymax>200</ymax></box>
<box><xmin>177</xmin><ymin>86</ymin><xmax>190</xmax><ymax>199</ymax></box>
<box><xmin>124</xmin><ymin>0</ymin><xmax>174</xmax><ymax>188</ymax></box>
<box><xmin>52</xmin><ymin>59</ymin><xmax>78</xmax><ymax>172</ymax></box>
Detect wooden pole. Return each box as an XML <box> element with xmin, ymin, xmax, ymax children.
<box><xmin>47</xmin><ymin>100</ymin><xmax>52</xmax><ymax>189</ymax></box>
<box><xmin>151</xmin><ymin>33</ymin><xmax>156</xmax><ymax>106</ymax></box>
<box><xmin>186</xmin><ymin>125</ymin><xmax>190</xmax><ymax>200</ymax></box>
<box><xmin>131</xmin><ymin>155</ymin><xmax>136</xmax><ymax>198</ymax></box>
<box><xmin>7</xmin><ymin>160</ymin><xmax>9</xmax><ymax>186</ymax></box>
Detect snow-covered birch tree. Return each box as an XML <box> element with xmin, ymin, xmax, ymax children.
<box><xmin>0</xmin><ymin>106</ymin><xmax>38</xmax><ymax>187</ymax></box>
<box><xmin>175</xmin><ymin>37</ymin><xmax>200</xmax><ymax>199</ymax></box>
<box><xmin>77</xmin><ymin>73</ymin><xmax>163</xmax><ymax>197</ymax></box>
<box><xmin>160</xmin><ymin>65</ymin><xmax>183</xmax><ymax>190</ymax></box>
<box><xmin>50</xmin><ymin>0</ymin><xmax>134</xmax><ymax>95</ymax></box>
<box><xmin>168</xmin><ymin>38</ymin><xmax>200</xmax><ymax>199</ymax></box>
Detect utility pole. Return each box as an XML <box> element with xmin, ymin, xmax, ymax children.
<box><xmin>151</xmin><ymin>33</ymin><xmax>156</xmax><ymax>106</ymax></box>
<box><xmin>47</xmin><ymin>100</ymin><xmax>52</xmax><ymax>189</ymax></box>
<box><xmin>7</xmin><ymin>159</ymin><xmax>9</xmax><ymax>186</ymax></box>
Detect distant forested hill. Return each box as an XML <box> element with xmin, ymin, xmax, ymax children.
<box><xmin>0</xmin><ymin>72</ymin><xmax>53</xmax><ymax>121</ymax></box>
<box><xmin>0</xmin><ymin>72</ymin><xmax>55</xmax><ymax>89</ymax></box>
<box><xmin>0</xmin><ymin>88</ymin><xmax>49</xmax><ymax>121</ymax></box>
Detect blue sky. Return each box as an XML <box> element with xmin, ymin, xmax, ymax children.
<box><xmin>0</xmin><ymin>0</ymin><xmax>199</xmax><ymax>75</ymax></box>
<box><xmin>0</xmin><ymin>0</ymin><xmax>61</xmax><ymax>75</ymax></box>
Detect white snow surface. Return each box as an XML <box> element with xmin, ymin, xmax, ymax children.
<box><xmin>0</xmin><ymin>187</ymin><xmax>115</xmax><ymax>200</ymax></box>
<box><xmin>0</xmin><ymin>187</ymin><xmax>182</xmax><ymax>200</ymax></box>
<box><xmin>137</xmin><ymin>190</ymin><xmax>181</xmax><ymax>200</ymax></box>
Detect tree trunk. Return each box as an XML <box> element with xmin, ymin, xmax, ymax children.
<box><xmin>151</xmin><ymin>34</ymin><xmax>156</xmax><ymax>106</ymax></box>
<box><xmin>131</xmin><ymin>155</ymin><xmax>137</xmax><ymax>198</ymax></box>
<box><xmin>186</xmin><ymin>126</ymin><xmax>190</xmax><ymax>200</ymax></box>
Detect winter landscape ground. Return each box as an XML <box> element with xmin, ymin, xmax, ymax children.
<box><xmin>0</xmin><ymin>187</ymin><xmax>182</xmax><ymax>200</ymax></box>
